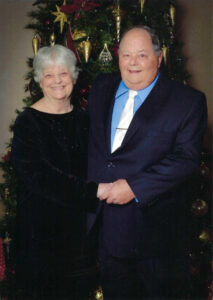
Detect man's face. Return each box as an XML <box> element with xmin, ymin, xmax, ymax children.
<box><xmin>119</xmin><ymin>28</ymin><xmax>162</xmax><ymax>90</ymax></box>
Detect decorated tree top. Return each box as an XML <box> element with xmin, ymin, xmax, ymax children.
<box><xmin>27</xmin><ymin>0</ymin><xmax>189</xmax><ymax>104</ymax></box>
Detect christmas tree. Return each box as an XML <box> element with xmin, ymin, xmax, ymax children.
<box><xmin>0</xmin><ymin>0</ymin><xmax>211</xmax><ymax>298</ymax></box>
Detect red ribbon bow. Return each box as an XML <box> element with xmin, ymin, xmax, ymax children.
<box><xmin>61</xmin><ymin>0</ymin><xmax>100</xmax><ymax>16</ymax></box>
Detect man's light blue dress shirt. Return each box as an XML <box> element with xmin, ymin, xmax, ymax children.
<box><xmin>110</xmin><ymin>73</ymin><xmax>160</xmax><ymax>202</ymax></box>
<box><xmin>111</xmin><ymin>73</ymin><xmax>160</xmax><ymax>151</ymax></box>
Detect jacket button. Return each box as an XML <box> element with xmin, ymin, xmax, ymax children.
<box><xmin>107</xmin><ymin>162</ymin><xmax>114</xmax><ymax>168</ymax></box>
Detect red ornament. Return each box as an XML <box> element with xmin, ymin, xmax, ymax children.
<box><xmin>111</xmin><ymin>42</ymin><xmax>119</xmax><ymax>57</ymax></box>
<box><xmin>80</xmin><ymin>88</ymin><xmax>88</xmax><ymax>94</ymax></box>
<box><xmin>45</xmin><ymin>20</ymin><xmax>50</xmax><ymax>25</ymax></box>
<box><xmin>80</xmin><ymin>88</ymin><xmax>89</xmax><ymax>108</ymax></box>
<box><xmin>2</xmin><ymin>150</ymin><xmax>10</xmax><ymax>162</ymax></box>
<box><xmin>0</xmin><ymin>238</ymin><xmax>6</xmax><ymax>281</ymax></box>
<box><xmin>80</xmin><ymin>98</ymin><xmax>88</xmax><ymax>109</ymax></box>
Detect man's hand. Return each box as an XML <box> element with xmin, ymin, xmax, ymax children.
<box><xmin>97</xmin><ymin>183</ymin><xmax>113</xmax><ymax>198</ymax></box>
<box><xmin>99</xmin><ymin>179</ymin><xmax>135</xmax><ymax>205</ymax></box>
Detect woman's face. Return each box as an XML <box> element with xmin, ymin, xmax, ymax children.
<box><xmin>40</xmin><ymin>63</ymin><xmax>74</xmax><ymax>101</ymax></box>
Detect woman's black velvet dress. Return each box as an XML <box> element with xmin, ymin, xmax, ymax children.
<box><xmin>11</xmin><ymin>106</ymin><xmax>97</xmax><ymax>299</ymax></box>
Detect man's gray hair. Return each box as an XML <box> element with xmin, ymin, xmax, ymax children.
<box><xmin>33</xmin><ymin>44</ymin><xmax>80</xmax><ymax>83</ymax></box>
<box><xmin>119</xmin><ymin>25</ymin><xmax>162</xmax><ymax>57</ymax></box>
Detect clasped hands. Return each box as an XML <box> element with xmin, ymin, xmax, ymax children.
<box><xmin>97</xmin><ymin>179</ymin><xmax>135</xmax><ymax>205</ymax></box>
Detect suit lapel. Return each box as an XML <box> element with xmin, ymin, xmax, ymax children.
<box><xmin>113</xmin><ymin>74</ymin><xmax>172</xmax><ymax>152</ymax></box>
<box><xmin>105</xmin><ymin>74</ymin><xmax>121</xmax><ymax>155</ymax></box>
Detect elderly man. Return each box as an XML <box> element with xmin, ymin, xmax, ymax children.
<box><xmin>87</xmin><ymin>26</ymin><xmax>207</xmax><ymax>299</ymax></box>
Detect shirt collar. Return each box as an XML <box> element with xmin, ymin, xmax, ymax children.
<box><xmin>116</xmin><ymin>71</ymin><xmax>160</xmax><ymax>99</ymax></box>
<box><xmin>115</xmin><ymin>80</ymin><xmax>128</xmax><ymax>98</ymax></box>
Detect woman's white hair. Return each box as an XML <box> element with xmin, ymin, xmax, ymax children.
<box><xmin>33</xmin><ymin>44</ymin><xmax>80</xmax><ymax>82</ymax></box>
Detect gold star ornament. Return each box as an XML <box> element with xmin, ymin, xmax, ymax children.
<box><xmin>52</xmin><ymin>5</ymin><xmax>68</xmax><ymax>33</ymax></box>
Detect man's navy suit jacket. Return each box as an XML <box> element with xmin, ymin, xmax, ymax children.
<box><xmin>87</xmin><ymin>72</ymin><xmax>207</xmax><ymax>259</ymax></box>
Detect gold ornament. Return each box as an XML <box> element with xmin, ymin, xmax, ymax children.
<box><xmin>162</xmin><ymin>44</ymin><xmax>169</xmax><ymax>65</ymax></box>
<box><xmin>112</xmin><ymin>1</ymin><xmax>124</xmax><ymax>43</ymax></box>
<box><xmin>99</xmin><ymin>43</ymin><xmax>113</xmax><ymax>64</ymax></box>
<box><xmin>49</xmin><ymin>32</ymin><xmax>56</xmax><ymax>46</ymax></box>
<box><xmin>52</xmin><ymin>5</ymin><xmax>68</xmax><ymax>33</ymax></box>
<box><xmin>139</xmin><ymin>0</ymin><xmax>146</xmax><ymax>14</ymax></box>
<box><xmin>191</xmin><ymin>198</ymin><xmax>208</xmax><ymax>217</ymax></box>
<box><xmin>72</xmin><ymin>29</ymin><xmax>87</xmax><ymax>41</ymax></box>
<box><xmin>76</xmin><ymin>42</ymin><xmax>84</xmax><ymax>52</ymax></box>
<box><xmin>170</xmin><ymin>4</ymin><xmax>176</xmax><ymax>26</ymax></box>
<box><xmin>199</xmin><ymin>229</ymin><xmax>211</xmax><ymax>243</ymax></box>
<box><xmin>78</xmin><ymin>38</ymin><xmax>92</xmax><ymax>63</ymax></box>
<box><xmin>32</xmin><ymin>34</ymin><xmax>40</xmax><ymax>55</ymax></box>
<box><xmin>95</xmin><ymin>286</ymin><xmax>104</xmax><ymax>300</ymax></box>
<box><xmin>83</xmin><ymin>39</ymin><xmax>92</xmax><ymax>63</ymax></box>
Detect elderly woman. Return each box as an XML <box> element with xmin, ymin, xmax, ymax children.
<box><xmin>11</xmin><ymin>45</ymin><xmax>101</xmax><ymax>299</ymax></box>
